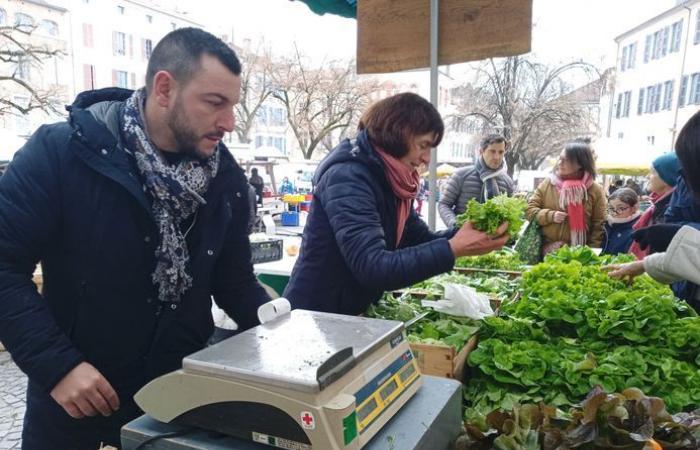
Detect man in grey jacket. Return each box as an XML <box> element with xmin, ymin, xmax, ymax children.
<box><xmin>438</xmin><ymin>134</ymin><xmax>515</xmax><ymax>228</ymax></box>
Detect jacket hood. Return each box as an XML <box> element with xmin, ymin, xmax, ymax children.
<box><xmin>313</xmin><ymin>130</ymin><xmax>386</xmax><ymax>185</ymax></box>
<box><xmin>67</xmin><ymin>87</ymin><xmax>239</xmax><ymax>177</ymax></box>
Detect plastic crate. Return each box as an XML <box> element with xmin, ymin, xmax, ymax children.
<box><xmin>250</xmin><ymin>238</ymin><xmax>283</xmax><ymax>264</ymax></box>
<box><xmin>281</xmin><ymin>211</ymin><xmax>300</xmax><ymax>226</ymax></box>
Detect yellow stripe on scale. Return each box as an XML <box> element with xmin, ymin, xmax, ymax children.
<box><xmin>356</xmin><ymin>360</ymin><xmax>419</xmax><ymax>432</ymax></box>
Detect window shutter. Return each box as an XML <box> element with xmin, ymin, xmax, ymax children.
<box><xmin>112</xmin><ymin>69</ymin><xmax>118</xmax><ymax>87</ymax></box>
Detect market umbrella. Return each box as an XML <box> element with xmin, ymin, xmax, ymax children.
<box><xmin>422</xmin><ymin>163</ymin><xmax>456</xmax><ymax>178</ymax></box>
<box><xmin>291</xmin><ymin>0</ymin><xmax>357</xmax><ymax>18</ymax></box>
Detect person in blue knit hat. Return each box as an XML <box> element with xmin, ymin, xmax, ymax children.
<box><xmin>629</xmin><ymin>152</ymin><xmax>679</xmax><ymax>259</ymax></box>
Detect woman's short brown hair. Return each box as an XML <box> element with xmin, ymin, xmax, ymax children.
<box><xmin>358</xmin><ymin>92</ymin><xmax>444</xmax><ymax>158</ymax></box>
<box><xmin>564</xmin><ymin>138</ymin><xmax>597</xmax><ymax>178</ymax></box>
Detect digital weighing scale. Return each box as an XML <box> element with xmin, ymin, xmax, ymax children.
<box><xmin>134</xmin><ymin>305</ymin><xmax>422</xmax><ymax>450</ymax></box>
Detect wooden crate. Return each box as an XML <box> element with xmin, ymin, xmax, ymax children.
<box><xmin>410</xmin><ymin>335</ymin><xmax>477</xmax><ymax>380</ymax></box>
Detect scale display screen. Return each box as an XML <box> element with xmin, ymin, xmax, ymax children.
<box><xmin>354</xmin><ymin>350</ymin><xmax>419</xmax><ymax>433</ymax></box>
<box><xmin>357</xmin><ymin>398</ymin><xmax>378</xmax><ymax>423</ymax></box>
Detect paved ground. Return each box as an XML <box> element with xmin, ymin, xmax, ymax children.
<box><xmin>0</xmin><ymin>351</ymin><xmax>25</xmax><ymax>450</ymax></box>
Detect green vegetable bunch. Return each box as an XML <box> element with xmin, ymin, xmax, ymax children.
<box><xmin>455</xmin><ymin>195</ymin><xmax>527</xmax><ymax>236</ymax></box>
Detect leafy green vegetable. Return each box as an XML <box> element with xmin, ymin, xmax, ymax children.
<box><xmin>457</xmin><ymin>387</ymin><xmax>700</xmax><ymax>450</ymax></box>
<box><xmin>456</xmin><ymin>250</ymin><xmax>525</xmax><ymax>271</ymax></box>
<box><xmin>464</xmin><ymin>246</ymin><xmax>700</xmax><ymax>422</ymax></box>
<box><xmin>456</xmin><ymin>195</ymin><xmax>527</xmax><ymax>236</ymax></box>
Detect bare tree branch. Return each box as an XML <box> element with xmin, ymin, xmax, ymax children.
<box><xmin>0</xmin><ymin>24</ymin><xmax>67</xmax><ymax>117</ymax></box>
<box><xmin>453</xmin><ymin>55</ymin><xmax>601</xmax><ymax>177</ymax></box>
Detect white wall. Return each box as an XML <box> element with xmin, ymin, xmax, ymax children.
<box><xmin>609</xmin><ymin>1</ymin><xmax>700</xmax><ymax>156</ymax></box>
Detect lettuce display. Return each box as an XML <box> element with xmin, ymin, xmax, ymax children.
<box><xmin>464</xmin><ymin>246</ymin><xmax>700</xmax><ymax>425</ymax></box>
<box><xmin>455</xmin><ymin>250</ymin><xmax>525</xmax><ymax>271</ymax></box>
<box><xmin>365</xmin><ymin>292</ymin><xmax>479</xmax><ymax>351</ymax></box>
<box><xmin>455</xmin><ymin>195</ymin><xmax>527</xmax><ymax>236</ymax></box>
<box><xmin>457</xmin><ymin>387</ymin><xmax>700</xmax><ymax>450</ymax></box>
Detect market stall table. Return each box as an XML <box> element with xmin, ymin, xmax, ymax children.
<box><xmin>254</xmin><ymin>235</ymin><xmax>300</xmax><ymax>295</ymax></box>
<box><xmin>121</xmin><ymin>375</ymin><xmax>461</xmax><ymax>450</ymax></box>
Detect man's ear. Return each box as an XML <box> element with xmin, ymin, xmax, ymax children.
<box><xmin>151</xmin><ymin>70</ymin><xmax>177</xmax><ymax>108</ymax></box>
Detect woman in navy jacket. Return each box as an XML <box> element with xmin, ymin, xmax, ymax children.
<box><xmin>284</xmin><ymin>93</ymin><xmax>509</xmax><ymax>314</ymax></box>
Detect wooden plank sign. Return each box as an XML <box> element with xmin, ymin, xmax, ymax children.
<box><xmin>357</xmin><ymin>0</ymin><xmax>532</xmax><ymax>74</ymax></box>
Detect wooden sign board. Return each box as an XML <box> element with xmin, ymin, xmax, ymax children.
<box><xmin>357</xmin><ymin>0</ymin><xmax>532</xmax><ymax>74</ymax></box>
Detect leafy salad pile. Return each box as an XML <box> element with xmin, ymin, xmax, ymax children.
<box><xmin>366</xmin><ymin>271</ymin><xmax>518</xmax><ymax>351</ymax></box>
<box><xmin>456</xmin><ymin>250</ymin><xmax>526</xmax><ymax>271</ymax></box>
<box><xmin>464</xmin><ymin>246</ymin><xmax>700</xmax><ymax>427</ymax></box>
<box><xmin>457</xmin><ymin>386</ymin><xmax>700</xmax><ymax>450</ymax></box>
<box><xmin>456</xmin><ymin>195</ymin><xmax>527</xmax><ymax>237</ymax></box>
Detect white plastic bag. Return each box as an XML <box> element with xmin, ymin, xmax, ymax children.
<box><xmin>421</xmin><ymin>282</ymin><xmax>494</xmax><ymax>319</ymax></box>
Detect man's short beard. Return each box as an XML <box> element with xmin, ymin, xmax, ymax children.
<box><xmin>166</xmin><ymin>100</ymin><xmax>205</xmax><ymax>160</ymax></box>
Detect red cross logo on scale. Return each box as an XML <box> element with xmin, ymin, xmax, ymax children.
<box><xmin>300</xmin><ymin>411</ymin><xmax>315</xmax><ymax>430</ymax></box>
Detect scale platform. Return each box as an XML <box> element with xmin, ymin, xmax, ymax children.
<box><xmin>134</xmin><ymin>309</ymin><xmax>423</xmax><ymax>449</ymax></box>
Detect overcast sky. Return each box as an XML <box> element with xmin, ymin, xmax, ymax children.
<box><xmin>187</xmin><ymin>0</ymin><xmax>674</xmax><ymax>71</ymax></box>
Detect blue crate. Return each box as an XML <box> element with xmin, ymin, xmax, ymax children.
<box><xmin>281</xmin><ymin>211</ymin><xmax>299</xmax><ymax>226</ymax></box>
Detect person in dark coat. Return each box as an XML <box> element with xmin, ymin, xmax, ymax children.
<box><xmin>249</xmin><ymin>167</ymin><xmax>264</xmax><ymax>204</ymax></box>
<box><xmin>629</xmin><ymin>152</ymin><xmax>679</xmax><ymax>259</ymax></box>
<box><xmin>0</xmin><ymin>28</ymin><xmax>270</xmax><ymax>449</ymax></box>
<box><xmin>283</xmin><ymin>93</ymin><xmax>510</xmax><ymax>315</ymax></box>
<box><xmin>602</xmin><ymin>188</ymin><xmax>640</xmax><ymax>255</ymax></box>
<box><xmin>438</xmin><ymin>134</ymin><xmax>514</xmax><ymax>228</ymax></box>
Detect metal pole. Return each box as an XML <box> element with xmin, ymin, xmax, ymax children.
<box><xmin>428</xmin><ymin>0</ymin><xmax>439</xmax><ymax>230</ymax></box>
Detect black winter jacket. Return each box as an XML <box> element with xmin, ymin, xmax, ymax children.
<box><xmin>0</xmin><ymin>88</ymin><xmax>269</xmax><ymax>397</ymax></box>
<box><xmin>284</xmin><ymin>131</ymin><xmax>456</xmax><ymax>315</ymax></box>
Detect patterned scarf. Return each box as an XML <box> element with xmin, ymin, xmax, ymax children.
<box><xmin>120</xmin><ymin>88</ymin><xmax>220</xmax><ymax>303</ymax></box>
<box><xmin>375</xmin><ymin>146</ymin><xmax>419</xmax><ymax>246</ymax></box>
<box><xmin>550</xmin><ymin>171</ymin><xmax>593</xmax><ymax>247</ymax></box>
<box><xmin>476</xmin><ymin>157</ymin><xmax>507</xmax><ymax>202</ymax></box>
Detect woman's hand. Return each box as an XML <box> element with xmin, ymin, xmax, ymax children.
<box><xmin>553</xmin><ymin>211</ymin><xmax>568</xmax><ymax>223</ymax></box>
<box><xmin>602</xmin><ymin>261</ymin><xmax>645</xmax><ymax>284</ymax></box>
<box><xmin>449</xmin><ymin>222</ymin><xmax>509</xmax><ymax>258</ymax></box>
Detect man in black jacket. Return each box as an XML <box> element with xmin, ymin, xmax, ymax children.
<box><xmin>0</xmin><ymin>28</ymin><xmax>270</xmax><ymax>449</ymax></box>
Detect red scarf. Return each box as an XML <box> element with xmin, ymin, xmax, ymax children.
<box><xmin>550</xmin><ymin>171</ymin><xmax>593</xmax><ymax>246</ymax></box>
<box><xmin>629</xmin><ymin>189</ymin><xmax>675</xmax><ymax>259</ymax></box>
<box><xmin>375</xmin><ymin>147</ymin><xmax>420</xmax><ymax>246</ymax></box>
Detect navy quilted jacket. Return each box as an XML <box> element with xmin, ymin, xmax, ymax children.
<box><xmin>284</xmin><ymin>131</ymin><xmax>456</xmax><ymax>315</ymax></box>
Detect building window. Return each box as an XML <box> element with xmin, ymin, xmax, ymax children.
<box><xmin>691</xmin><ymin>73</ymin><xmax>700</xmax><ymax>104</ymax></box>
<box><xmin>142</xmin><ymin>39</ymin><xmax>153</xmax><ymax>60</ymax></box>
<box><xmin>14</xmin><ymin>13</ymin><xmax>34</xmax><ymax>30</ymax></box>
<box><xmin>661</xmin><ymin>26</ymin><xmax>670</xmax><ymax>57</ymax></box>
<box><xmin>695</xmin><ymin>10</ymin><xmax>700</xmax><ymax>44</ymax></box>
<box><xmin>680</xmin><ymin>75</ymin><xmax>689</xmax><ymax>107</ymax></box>
<box><xmin>83</xmin><ymin>23</ymin><xmax>93</xmax><ymax>47</ymax></box>
<box><xmin>146</xmin><ymin>14</ymin><xmax>152</xmax><ymax>23</ymax></box>
<box><xmin>644</xmin><ymin>34</ymin><xmax>652</xmax><ymax>62</ymax></box>
<box><xmin>663</xmin><ymin>80</ymin><xmax>674</xmax><ymax>110</ymax></box>
<box><xmin>620</xmin><ymin>46</ymin><xmax>628</xmax><ymax>71</ymax></box>
<box><xmin>654</xmin><ymin>83</ymin><xmax>662</xmax><ymax>112</ymax></box>
<box><xmin>637</xmin><ymin>88</ymin><xmax>645</xmax><ymax>115</ymax></box>
<box><xmin>83</xmin><ymin>64</ymin><xmax>95</xmax><ymax>90</ymax></box>
<box><xmin>15</xmin><ymin>56</ymin><xmax>30</xmax><ymax>81</ymax></box>
<box><xmin>117</xmin><ymin>5</ymin><xmax>125</xmax><ymax>15</ymax></box>
<box><xmin>647</xmin><ymin>136</ymin><xmax>655</xmax><ymax>145</ymax></box>
<box><xmin>38</xmin><ymin>20</ymin><xmax>58</xmax><ymax>37</ymax></box>
<box><xmin>171</xmin><ymin>22</ymin><xmax>177</xmax><ymax>30</ymax></box>
<box><xmin>628</xmin><ymin>42</ymin><xmax>636</xmax><ymax>69</ymax></box>
<box><xmin>671</xmin><ymin>20</ymin><xmax>683</xmax><ymax>53</ymax></box>
<box><xmin>622</xmin><ymin>91</ymin><xmax>631</xmax><ymax>117</ymax></box>
<box><xmin>0</xmin><ymin>9</ymin><xmax>6</xmax><ymax>25</ymax></box>
<box><xmin>645</xmin><ymin>86</ymin><xmax>654</xmax><ymax>113</ymax></box>
<box><xmin>615</xmin><ymin>93</ymin><xmax>622</xmax><ymax>119</ymax></box>
<box><xmin>113</xmin><ymin>31</ymin><xmax>126</xmax><ymax>56</ymax></box>
<box><xmin>113</xmin><ymin>70</ymin><xmax>128</xmax><ymax>88</ymax></box>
